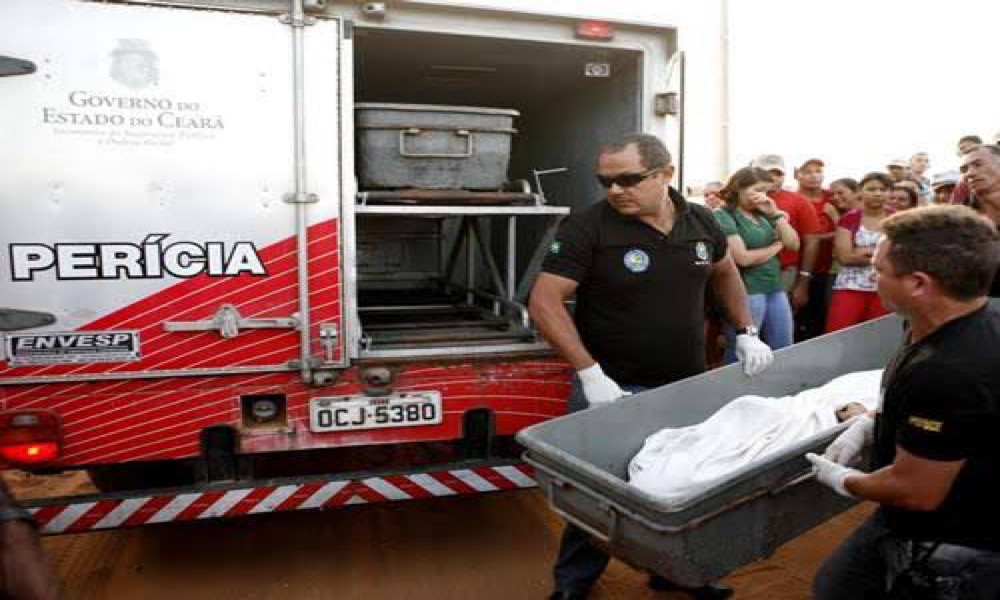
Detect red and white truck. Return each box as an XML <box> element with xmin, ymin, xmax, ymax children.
<box><xmin>0</xmin><ymin>0</ymin><xmax>681</xmax><ymax>534</ymax></box>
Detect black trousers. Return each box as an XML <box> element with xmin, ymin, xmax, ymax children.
<box><xmin>814</xmin><ymin>511</ymin><xmax>1000</xmax><ymax>600</ymax></box>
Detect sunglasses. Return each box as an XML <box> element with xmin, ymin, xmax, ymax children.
<box><xmin>596</xmin><ymin>167</ymin><xmax>660</xmax><ymax>189</ymax></box>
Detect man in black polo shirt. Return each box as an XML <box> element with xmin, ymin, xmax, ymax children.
<box><xmin>807</xmin><ymin>205</ymin><xmax>1000</xmax><ymax>598</ymax></box>
<box><xmin>529</xmin><ymin>133</ymin><xmax>773</xmax><ymax>600</ymax></box>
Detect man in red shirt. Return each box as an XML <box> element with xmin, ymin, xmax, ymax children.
<box><xmin>751</xmin><ymin>154</ymin><xmax>821</xmax><ymax>313</ymax></box>
<box><xmin>795</xmin><ymin>158</ymin><xmax>835</xmax><ymax>340</ymax></box>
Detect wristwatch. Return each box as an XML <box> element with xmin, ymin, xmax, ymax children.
<box><xmin>797</xmin><ymin>270</ymin><xmax>813</xmax><ymax>279</ymax></box>
<box><xmin>0</xmin><ymin>506</ymin><xmax>36</xmax><ymax>527</ymax></box>
<box><xmin>736</xmin><ymin>325</ymin><xmax>759</xmax><ymax>337</ymax></box>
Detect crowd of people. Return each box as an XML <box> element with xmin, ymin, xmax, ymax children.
<box><xmin>699</xmin><ymin>133</ymin><xmax>1000</xmax><ymax>366</ymax></box>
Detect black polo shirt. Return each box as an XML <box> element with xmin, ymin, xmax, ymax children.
<box><xmin>991</xmin><ymin>266</ymin><xmax>999</xmax><ymax>298</ymax></box>
<box><xmin>874</xmin><ymin>301</ymin><xmax>1000</xmax><ymax>550</ymax></box>
<box><xmin>540</xmin><ymin>189</ymin><xmax>728</xmax><ymax>387</ymax></box>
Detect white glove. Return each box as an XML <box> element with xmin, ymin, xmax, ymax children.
<box><xmin>824</xmin><ymin>414</ymin><xmax>875</xmax><ymax>466</ymax></box>
<box><xmin>577</xmin><ymin>363</ymin><xmax>629</xmax><ymax>407</ymax></box>
<box><xmin>734</xmin><ymin>333</ymin><xmax>774</xmax><ymax>376</ymax></box>
<box><xmin>806</xmin><ymin>452</ymin><xmax>860</xmax><ymax>499</ymax></box>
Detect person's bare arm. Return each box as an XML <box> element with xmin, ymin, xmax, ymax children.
<box><xmin>773</xmin><ymin>215</ymin><xmax>800</xmax><ymax>252</ymax></box>
<box><xmin>709</xmin><ymin>251</ymin><xmax>753</xmax><ymax>329</ymax></box>
<box><xmin>0</xmin><ymin>479</ymin><xmax>60</xmax><ymax>600</ymax></box>
<box><xmin>845</xmin><ymin>446</ymin><xmax>964</xmax><ymax>511</ymax></box>
<box><xmin>726</xmin><ymin>236</ymin><xmax>782</xmax><ymax>268</ymax></box>
<box><xmin>528</xmin><ymin>273</ymin><xmax>595</xmax><ymax>370</ymax></box>
<box><xmin>833</xmin><ymin>227</ymin><xmax>874</xmax><ymax>266</ymax></box>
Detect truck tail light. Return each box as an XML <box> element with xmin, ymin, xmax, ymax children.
<box><xmin>575</xmin><ymin>20</ymin><xmax>615</xmax><ymax>41</ymax></box>
<box><xmin>0</xmin><ymin>410</ymin><xmax>62</xmax><ymax>466</ymax></box>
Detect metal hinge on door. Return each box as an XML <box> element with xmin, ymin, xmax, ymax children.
<box><xmin>0</xmin><ymin>56</ymin><xmax>36</xmax><ymax>78</ymax></box>
<box><xmin>163</xmin><ymin>304</ymin><xmax>298</xmax><ymax>339</ymax></box>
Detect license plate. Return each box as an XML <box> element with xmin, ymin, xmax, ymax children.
<box><xmin>308</xmin><ymin>392</ymin><xmax>442</xmax><ymax>433</ymax></box>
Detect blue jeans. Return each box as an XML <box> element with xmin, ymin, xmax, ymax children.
<box><xmin>553</xmin><ymin>377</ymin><xmax>647</xmax><ymax>593</ymax></box>
<box><xmin>723</xmin><ymin>291</ymin><xmax>793</xmax><ymax>364</ymax></box>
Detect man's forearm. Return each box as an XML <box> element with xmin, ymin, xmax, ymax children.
<box><xmin>0</xmin><ymin>478</ymin><xmax>60</xmax><ymax>600</ymax></box>
<box><xmin>799</xmin><ymin>235</ymin><xmax>820</xmax><ymax>272</ymax></box>
<box><xmin>711</xmin><ymin>260</ymin><xmax>753</xmax><ymax>328</ymax></box>
<box><xmin>530</xmin><ymin>297</ymin><xmax>595</xmax><ymax>371</ymax></box>
<box><xmin>0</xmin><ymin>522</ymin><xmax>60</xmax><ymax>600</ymax></box>
<box><xmin>845</xmin><ymin>466</ymin><xmax>939</xmax><ymax>512</ymax></box>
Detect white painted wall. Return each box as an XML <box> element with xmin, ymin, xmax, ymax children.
<box><xmin>422</xmin><ymin>0</ymin><xmax>998</xmax><ymax>187</ymax></box>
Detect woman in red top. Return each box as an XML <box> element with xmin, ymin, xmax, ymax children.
<box><xmin>825</xmin><ymin>172</ymin><xmax>893</xmax><ymax>333</ymax></box>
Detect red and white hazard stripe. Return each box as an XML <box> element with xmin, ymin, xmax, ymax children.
<box><xmin>26</xmin><ymin>463</ymin><xmax>537</xmax><ymax>535</ymax></box>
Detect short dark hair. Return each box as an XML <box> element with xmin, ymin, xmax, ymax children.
<box><xmin>976</xmin><ymin>144</ymin><xmax>1000</xmax><ymax>159</ymax></box>
<box><xmin>959</xmin><ymin>134</ymin><xmax>983</xmax><ymax>146</ymax></box>
<box><xmin>882</xmin><ymin>205</ymin><xmax>1000</xmax><ymax>300</ymax></box>
<box><xmin>599</xmin><ymin>133</ymin><xmax>672</xmax><ymax>170</ymax></box>
<box><xmin>830</xmin><ymin>177</ymin><xmax>860</xmax><ymax>192</ymax></box>
<box><xmin>720</xmin><ymin>167</ymin><xmax>773</xmax><ymax>209</ymax></box>
<box><xmin>859</xmin><ymin>172</ymin><xmax>895</xmax><ymax>190</ymax></box>
<box><xmin>892</xmin><ymin>184</ymin><xmax>919</xmax><ymax>209</ymax></box>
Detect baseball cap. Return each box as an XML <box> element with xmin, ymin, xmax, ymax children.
<box><xmin>751</xmin><ymin>154</ymin><xmax>785</xmax><ymax>173</ymax></box>
<box><xmin>798</xmin><ymin>158</ymin><xmax>825</xmax><ymax>170</ymax></box>
<box><xmin>931</xmin><ymin>171</ymin><xmax>959</xmax><ymax>189</ymax></box>
<box><xmin>887</xmin><ymin>158</ymin><xmax>907</xmax><ymax>169</ymax></box>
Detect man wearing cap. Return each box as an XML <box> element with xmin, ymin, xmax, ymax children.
<box><xmin>751</xmin><ymin>154</ymin><xmax>822</xmax><ymax>313</ymax></box>
<box><xmin>931</xmin><ymin>171</ymin><xmax>959</xmax><ymax>205</ymax></box>
<box><xmin>887</xmin><ymin>159</ymin><xmax>908</xmax><ymax>183</ymax></box>
<box><xmin>794</xmin><ymin>158</ymin><xmax>835</xmax><ymax>340</ymax></box>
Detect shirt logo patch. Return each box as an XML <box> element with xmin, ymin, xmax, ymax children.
<box><xmin>907</xmin><ymin>416</ymin><xmax>943</xmax><ymax>433</ymax></box>
<box><xmin>549</xmin><ymin>241</ymin><xmax>561</xmax><ymax>255</ymax></box>
<box><xmin>694</xmin><ymin>241</ymin><xmax>711</xmax><ymax>265</ymax></box>
<box><xmin>623</xmin><ymin>249</ymin><xmax>650</xmax><ymax>273</ymax></box>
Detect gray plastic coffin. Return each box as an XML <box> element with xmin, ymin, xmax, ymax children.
<box><xmin>518</xmin><ymin>315</ymin><xmax>904</xmax><ymax>587</ymax></box>
<box><xmin>355</xmin><ymin>103</ymin><xmax>518</xmax><ymax>190</ymax></box>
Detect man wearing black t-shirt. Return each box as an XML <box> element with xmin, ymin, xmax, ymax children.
<box><xmin>807</xmin><ymin>206</ymin><xmax>1000</xmax><ymax>599</ymax></box>
<box><xmin>529</xmin><ymin>133</ymin><xmax>773</xmax><ymax>600</ymax></box>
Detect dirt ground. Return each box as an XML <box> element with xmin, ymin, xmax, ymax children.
<box><xmin>5</xmin><ymin>470</ymin><xmax>872</xmax><ymax>599</ymax></box>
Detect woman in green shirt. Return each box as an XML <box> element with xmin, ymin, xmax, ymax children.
<box><xmin>714</xmin><ymin>167</ymin><xmax>800</xmax><ymax>363</ymax></box>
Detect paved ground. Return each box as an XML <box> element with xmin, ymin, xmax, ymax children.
<box><xmin>8</xmin><ymin>470</ymin><xmax>871</xmax><ymax>599</ymax></box>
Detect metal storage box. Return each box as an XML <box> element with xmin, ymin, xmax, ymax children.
<box><xmin>355</xmin><ymin>103</ymin><xmax>518</xmax><ymax>190</ymax></box>
<box><xmin>518</xmin><ymin>315</ymin><xmax>905</xmax><ymax>587</ymax></box>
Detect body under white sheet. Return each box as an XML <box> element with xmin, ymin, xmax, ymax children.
<box><xmin>628</xmin><ymin>369</ymin><xmax>884</xmax><ymax>504</ymax></box>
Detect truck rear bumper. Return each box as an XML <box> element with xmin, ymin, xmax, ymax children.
<box><xmin>25</xmin><ymin>459</ymin><xmax>536</xmax><ymax>535</ymax></box>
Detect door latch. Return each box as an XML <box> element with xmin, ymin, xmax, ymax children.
<box><xmin>164</xmin><ymin>304</ymin><xmax>298</xmax><ymax>339</ymax></box>
<box><xmin>319</xmin><ymin>322</ymin><xmax>338</xmax><ymax>362</ymax></box>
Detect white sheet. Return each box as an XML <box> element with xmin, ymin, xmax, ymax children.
<box><xmin>628</xmin><ymin>369</ymin><xmax>883</xmax><ymax>504</ymax></box>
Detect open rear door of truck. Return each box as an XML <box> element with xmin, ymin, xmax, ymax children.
<box><xmin>0</xmin><ymin>0</ymin><xmax>347</xmax><ymax>385</ymax></box>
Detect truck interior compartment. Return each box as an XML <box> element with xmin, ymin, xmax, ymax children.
<box><xmin>353</xmin><ymin>29</ymin><xmax>641</xmax><ymax>354</ymax></box>
<box><xmin>356</xmin><ymin>215</ymin><xmax>537</xmax><ymax>354</ymax></box>
<box><xmin>354</xmin><ymin>28</ymin><xmax>642</xmax><ymax>211</ymax></box>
